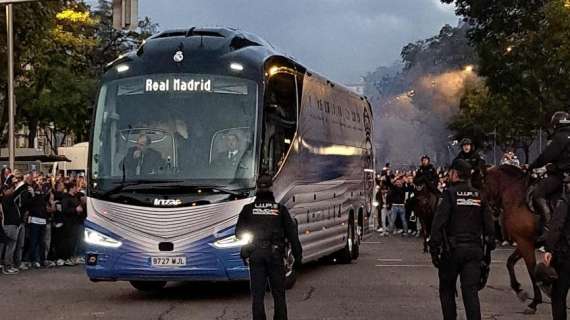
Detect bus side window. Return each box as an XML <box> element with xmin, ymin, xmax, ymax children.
<box><xmin>261</xmin><ymin>70</ymin><xmax>298</xmax><ymax>175</ymax></box>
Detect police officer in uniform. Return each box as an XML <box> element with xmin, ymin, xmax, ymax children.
<box><xmin>529</xmin><ymin>111</ymin><xmax>570</xmax><ymax>228</ymax></box>
<box><xmin>414</xmin><ymin>155</ymin><xmax>439</xmax><ymax>194</ymax></box>
<box><xmin>543</xmin><ymin>186</ymin><xmax>570</xmax><ymax>319</ymax></box>
<box><xmin>235</xmin><ymin>174</ymin><xmax>302</xmax><ymax>320</ymax></box>
<box><xmin>430</xmin><ymin>159</ymin><xmax>495</xmax><ymax>320</ymax></box>
<box><xmin>454</xmin><ymin>138</ymin><xmax>485</xmax><ymax>190</ymax></box>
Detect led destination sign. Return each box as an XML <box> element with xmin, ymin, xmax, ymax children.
<box><xmin>145</xmin><ymin>78</ymin><xmax>212</xmax><ymax>93</ymax></box>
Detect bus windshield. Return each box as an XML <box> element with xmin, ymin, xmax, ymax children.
<box><xmin>91</xmin><ymin>73</ymin><xmax>258</xmax><ymax>191</ymax></box>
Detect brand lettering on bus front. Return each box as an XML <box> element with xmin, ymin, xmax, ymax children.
<box><xmin>153</xmin><ymin>199</ymin><xmax>183</xmax><ymax>206</ymax></box>
<box><xmin>145</xmin><ymin>78</ymin><xmax>212</xmax><ymax>92</ymax></box>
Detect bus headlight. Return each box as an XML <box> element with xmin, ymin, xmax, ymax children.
<box><xmin>84</xmin><ymin>228</ymin><xmax>122</xmax><ymax>248</ymax></box>
<box><xmin>213</xmin><ymin>232</ymin><xmax>253</xmax><ymax>248</ymax></box>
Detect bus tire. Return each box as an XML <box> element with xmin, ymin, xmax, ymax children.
<box><xmin>284</xmin><ymin>244</ymin><xmax>297</xmax><ymax>290</ymax></box>
<box><xmin>336</xmin><ymin>220</ymin><xmax>355</xmax><ymax>264</ymax></box>
<box><xmin>130</xmin><ymin>281</ymin><xmax>167</xmax><ymax>292</ymax></box>
<box><xmin>352</xmin><ymin>216</ymin><xmax>362</xmax><ymax>261</ymax></box>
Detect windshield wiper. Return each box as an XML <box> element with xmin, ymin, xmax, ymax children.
<box><xmin>100</xmin><ymin>180</ymin><xmax>184</xmax><ymax>197</ymax></box>
<box><xmin>144</xmin><ymin>182</ymin><xmax>253</xmax><ymax>196</ymax></box>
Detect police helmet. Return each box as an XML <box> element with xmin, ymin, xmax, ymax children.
<box><xmin>256</xmin><ymin>173</ymin><xmax>273</xmax><ymax>191</ymax></box>
<box><xmin>551</xmin><ymin>111</ymin><xmax>570</xmax><ymax>129</ymax></box>
<box><xmin>535</xmin><ymin>262</ymin><xmax>558</xmax><ymax>298</ymax></box>
<box><xmin>460</xmin><ymin>138</ymin><xmax>473</xmax><ymax>146</ymax></box>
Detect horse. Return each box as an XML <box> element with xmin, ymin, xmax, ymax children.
<box><xmin>484</xmin><ymin>165</ymin><xmax>542</xmax><ymax>314</ymax></box>
<box><xmin>412</xmin><ymin>182</ymin><xmax>438</xmax><ymax>253</ymax></box>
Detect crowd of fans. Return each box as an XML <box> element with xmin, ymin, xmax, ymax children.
<box><xmin>374</xmin><ymin>163</ymin><xmax>450</xmax><ymax>237</ymax></box>
<box><xmin>376</xmin><ymin>151</ymin><xmax>518</xmax><ymax>246</ymax></box>
<box><xmin>0</xmin><ymin>167</ymin><xmax>87</xmax><ymax>275</ymax></box>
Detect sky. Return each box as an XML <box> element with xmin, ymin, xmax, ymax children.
<box><xmin>132</xmin><ymin>0</ymin><xmax>458</xmax><ymax>83</ymax></box>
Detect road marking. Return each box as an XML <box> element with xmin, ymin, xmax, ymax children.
<box><xmin>376</xmin><ymin>258</ymin><xmax>403</xmax><ymax>262</ymax></box>
<box><xmin>376</xmin><ymin>264</ymin><xmax>433</xmax><ymax>267</ymax></box>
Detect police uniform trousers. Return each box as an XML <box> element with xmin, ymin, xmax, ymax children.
<box><xmin>552</xmin><ymin>256</ymin><xmax>570</xmax><ymax>320</ymax></box>
<box><xmin>438</xmin><ymin>246</ymin><xmax>483</xmax><ymax>320</ymax></box>
<box><xmin>249</xmin><ymin>247</ymin><xmax>287</xmax><ymax>320</ymax></box>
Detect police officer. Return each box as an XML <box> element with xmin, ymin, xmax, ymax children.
<box><xmin>454</xmin><ymin>138</ymin><xmax>485</xmax><ymax>189</ymax></box>
<box><xmin>235</xmin><ymin>174</ymin><xmax>302</xmax><ymax>320</ymax></box>
<box><xmin>529</xmin><ymin>111</ymin><xmax>570</xmax><ymax>227</ymax></box>
<box><xmin>543</xmin><ymin>187</ymin><xmax>570</xmax><ymax>319</ymax></box>
<box><xmin>414</xmin><ymin>155</ymin><xmax>439</xmax><ymax>194</ymax></box>
<box><xmin>430</xmin><ymin>159</ymin><xmax>495</xmax><ymax>320</ymax></box>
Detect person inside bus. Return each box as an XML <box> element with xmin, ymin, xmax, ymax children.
<box><xmin>212</xmin><ymin>133</ymin><xmax>243</xmax><ymax>170</ymax></box>
<box><xmin>120</xmin><ymin>134</ymin><xmax>164</xmax><ymax>177</ymax></box>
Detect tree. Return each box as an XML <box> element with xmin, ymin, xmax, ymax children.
<box><xmin>0</xmin><ymin>0</ymin><xmax>159</xmax><ymax>152</ymax></box>
<box><xmin>442</xmin><ymin>0</ymin><xmax>570</xmax><ymax>149</ymax></box>
<box><xmin>16</xmin><ymin>2</ymin><xmax>98</xmax><ymax>153</ymax></box>
<box><xmin>0</xmin><ymin>1</ymin><xmax>65</xmax><ymax>145</ymax></box>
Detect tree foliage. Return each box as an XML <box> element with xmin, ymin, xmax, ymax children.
<box><xmin>0</xmin><ymin>0</ymin><xmax>158</xmax><ymax>153</ymax></box>
<box><xmin>443</xmin><ymin>0</ymin><xmax>570</xmax><ymax>162</ymax></box>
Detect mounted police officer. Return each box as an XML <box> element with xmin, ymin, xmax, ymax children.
<box><xmin>454</xmin><ymin>138</ymin><xmax>485</xmax><ymax>190</ymax></box>
<box><xmin>235</xmin><ymin>174</ymin><xmax>302</xmax><ymax>320</ymax></box>
<box><xmin>541</xmin><ymin>177</ymin><xmax>570</xmax><ymax>319</ymax></box>
<box><xmin>430</xmin><ymin>159</ymin><xmax>495</xmax><ymax>320</ymax></box>
<box><xmin>414</xmin><ymin>155</ymin><xmax>439</xmax><ymax>195</ymax></box>
<box><xmin>528</xmin><ymin>111</ymin><xmax>570</xmax><ymax>230</ymax></box>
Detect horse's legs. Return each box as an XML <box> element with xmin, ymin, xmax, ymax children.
<box><xmin>518</xmin><ymin>239</ymin><xmax>542</xmax><ymax>313</ymax></box>
<box><xmin>507</xmin><ymin>248</ymin><xmax>524</xmax><ymax>298</ymax></box>
<box><xmin>420</xmin><ymin>219</ymin><xmax>428</xmax><ymax>253</ymax></box>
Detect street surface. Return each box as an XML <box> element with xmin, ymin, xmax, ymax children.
<box><xmin>0</xmin><ymin>234</ymin><xmax>561</xmax><ymax>320</ymax></box>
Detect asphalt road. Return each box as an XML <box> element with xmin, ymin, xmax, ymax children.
<box><xmin>0</xmin><ymin>234</ymin><xmax>562</xmax><ymax>320</ymax></box>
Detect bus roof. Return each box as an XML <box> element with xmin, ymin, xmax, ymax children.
<box><xmin>105</xmin><ymin>26</ymin><xmax>367</xmax><ymax>102</ymax></box>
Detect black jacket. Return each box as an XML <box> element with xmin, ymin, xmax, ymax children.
<box><xmin>386</xmin><ymin>177</ymin><xmax>414</xmax><ymax>206</ymax></box>
<box><xmin>235</xmin><ymin>192</ymin><xmax>302</xmax><ymax>261</ymax></box>
<box><xmin>430</xmin><ymin>181</ymin><xmax>495</xmax><ymax>249</ymax></box>
<box><xmin>545</xmin><ymin>195</ymin><xmax>570</xmax><ymax>256</ymax></box>
<box><xmin>455</xmin><ymin>151</ymin><xmax>485</xmax><ymax>171</ymax></box>
<box><xmin>1</xmin><ymin>191</ymin><xmax>21</xmax><ymax>225</ymax></box>
<box><xmin>530</xmin><ymin>126</ymin><xmax>570</xmax><ymax>172</ymax></box>
<box><xmin>121</xmin><ymin>146</ymin><xmax>164</xmax><ymax>177</ymax></box>
<box><xmin>28</xmin><ymin>188</ymin><xmax>49</xmax><ymax>220</ymax></box>
<box><xmin>62</xmin><ymin>193</ymin><xmax>85</xmax><ymax>226</ymax></box>
<box><xmin>414</xmin><ymin>164</ymin><xmax>438</xmax><ymax>188</ymax></box>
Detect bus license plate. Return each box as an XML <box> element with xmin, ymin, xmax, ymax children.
<box><xmin>151</xmin><ymin>257</ymin><xmax>187</xmax><ymax>267</ymax></box>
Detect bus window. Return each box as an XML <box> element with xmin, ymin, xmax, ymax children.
<box><xmin>261</xmin><ymin>71</ymin><xmax>298</xmax><ymax>175</ymax></box>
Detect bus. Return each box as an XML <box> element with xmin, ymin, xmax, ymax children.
<box><xmin>85</xmin><ymin>27</ymin><xmax>375</xmax><ymax>291</ymax></box>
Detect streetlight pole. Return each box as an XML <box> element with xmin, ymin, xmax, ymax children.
<box><xmin>6</xmin><ymin>3</ymin><xmax>14</xmax><ymax>170</ymax></box>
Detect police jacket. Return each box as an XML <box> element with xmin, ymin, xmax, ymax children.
<box><xmin>430</xmin><ymin>181</ymin><xmax>495</xmax><ymax>249</ymax></box>
<box><xmin>529</xmin><ymin>126</ymin><xmax>570</xmax><ymax>173</ymax></box>
<box><xmin>454</xmin><ymin>151</ymin><xmax>485</xmax><ymax>173</ymax></box>
<box><xmin>545</xmin><ymin>195</ymin><xmax>570</xmax><ymax>256</ymax></box>
<box><xmin>414</xmin><ymin>164</ymin><xmax>438</xmax><ymax>187</ymax></box>
<box><xmin>235</xmin><ymin>192</ymin><xmax>302</xmax><ymax>260</ymax></box>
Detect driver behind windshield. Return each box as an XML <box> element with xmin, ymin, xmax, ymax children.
<box><xmin>120</xmin><ymin>134</ymin><xmax>164</xmax><ymax>177</ymax></box>
<box><xmin>213</xmin><ymin>133</ymin><xmax>242</xmax><ymax>169</ymax></box>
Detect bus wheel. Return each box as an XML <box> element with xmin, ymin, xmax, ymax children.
<box><xmin>130</xmin><ymin>281</ymin><xmax>167</xmax><ymax>292</ymax></box>
<box><xmin>284</xmin><ymin>244</ymin><xmax>297</xmax><ymax>290</ymax></box>
<box><xmin>352</xmin><ymin>222</ymin><xmax>361</xmax><ymax>261</ymax></box>
<box><xmin>336</xmin><ymin>220</ymin><xmax>355</xmax><ymax>264</ymax></box>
